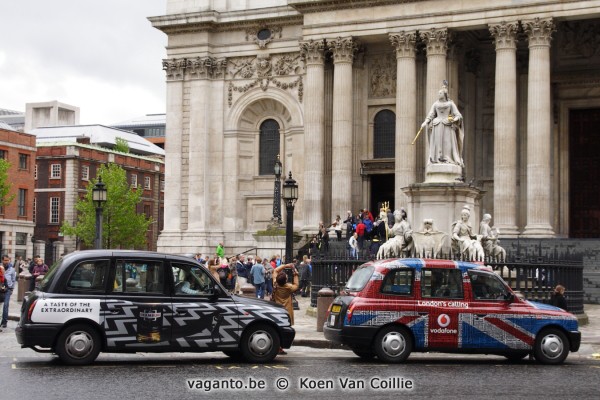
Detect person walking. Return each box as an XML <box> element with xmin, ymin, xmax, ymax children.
<box><xmin>249</xmin><ymin>261</ymin><xmax>266</xmax><ymax>299</ymax></box>
<box><xmin>1</xmin><ymin>255</ymin><xmax>16</xmax><ymax>328</ymax></box>
<box><xmin>298</xmin><ymin>255</ymin><xmax>312</xmax><ymax>297</ymax></box>
<box><xmin>551</xmin><ymin>284</ymin><xmax>568</xmax><ymax>311</ymax></box>
<box><xmin>263</xmin><ymin>258</ymin><xmax>274</xmax><ymax>297</ymax></box>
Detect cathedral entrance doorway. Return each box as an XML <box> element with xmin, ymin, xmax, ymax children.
<box><xmin>370</xmin><ymin>174</ymin><xmax>395</xmax><ymax>216</ymax></box>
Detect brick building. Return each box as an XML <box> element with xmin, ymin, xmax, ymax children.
<box><xmin>0</xmin><ymin>127</ymin><xmax>36</xmax><ymax>260</ymax></box>
<box><xmin>32</xmin><ymin>125</ymin><xmax>165</xmax><ymax>263</ymax></box>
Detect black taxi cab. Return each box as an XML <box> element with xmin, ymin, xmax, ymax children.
<box><xmin>16</xmin><ymin>250</ymin><xmax>294</xmax><ymax>365</ymax></box>
<box><xmin>324</xmin><ymin>258</ymin><xmax>580</xmax><ymax>364</ymax></box>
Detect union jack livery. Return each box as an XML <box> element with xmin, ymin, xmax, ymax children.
<box><xmin>324</xmin><ymin>258</ymin><xmax>580</xmax><ymax>364</ymax></box>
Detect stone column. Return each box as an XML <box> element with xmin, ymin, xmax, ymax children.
<box><xmin>523</xmin><ymin>18</ymin><xmax>555</xmax><ymax>237</ymax></box>
<box><xmin>161</xmin><ymin>58</ymin><xmax>186</xmax><ymax>233</ymax></box>
<box><xmin>300</xmin><ymin>40</ymin><xmax>326</xmax><ymax>231</ymax></box>
<box><xmin>489</xmin><ymin>21</ymin><xmax>520</xmax><ymax>236</ymax></box>
<box><xmin>329</xmin><ymin>37</ymin><xmax>358</xmax><ymax>219</ymax></box>
<box><xmin>390</xmin><ymin>32</ymin><xmax>417</xmax><ymax>208</ymax></box>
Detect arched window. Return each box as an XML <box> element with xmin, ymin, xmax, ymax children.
<box><xmin>259</xmin><ymin>119</ymin><xmax>281</xmax><ymax>175</ymax></box>
<box><xmin>373</xmin><ymin>110</ymin><xmax>395</xmax><ymax>159</ymax></box>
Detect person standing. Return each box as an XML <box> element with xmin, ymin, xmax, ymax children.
<box><xmin>333</xmin><ymin>215</ymin><xmax>342</xmax><ymax>241</ymax></box>
<box><xmin>249</xmin><ymin>261</ymin><xmax>266</xmax><ymax>299</ymax></box>
<box><xmin>28</xmin><ymin>255</ymin><xmax>40</xmax><ymax>292</ymax></box>
<box><xmin>355</xmin><ymin>219</ymin><xmax>366</xmax><ymax>251</ymax></box>
<box><xmin>298</xmin><ymin>255</ymin><xmax>312</xmax><ymax>297</ymax></box>
<box><xmin>1</xmin><ymin>255</ymin><xmax>16</xmax><ymax>328</ymax></box>
<box><xmin>551</xmin><ymin>285</ymin><xmax>568</xmax><ymax>311</ymax></box>
<box><xmin>263</xmin><ymin>258</ymin><xmax>274</xmax><ymax>297</ymax></box>
<box><xmin>343</xmin><ymin>211</ymin><xmax>355</xmax><ymax>240</ymax></box>
<box><xmin>32</xmin><ymin>258</ymin><xmax>49</xmax><ymax>290</ymax></box>
<box><xmin>348</xmin><ymin>232</ymin><xmax>358</xmax><ymax>259</ymax></box>
<box><xmin>216</xmin><ymin>243</ymin><xmax>225</xmax><ymax>259</ymax></box>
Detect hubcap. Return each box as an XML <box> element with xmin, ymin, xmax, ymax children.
<box><xmin>540</xmin><ymin>334</ymin><xmax>564</xmax><ymax>360</ymax></box>
<box><xmin>381</xmin><ymin>331</ymin><xmax>406</xmax><ymax>357</ymax></box>
<box><xmin>65</xmin><ymin>331</ymin><xmax>94</xmax><ymax>359</ymax></box>
<box><xmin>248</xmin><ymin>330</ymin><xmax>273</xmax><ymax>355</ymax></box>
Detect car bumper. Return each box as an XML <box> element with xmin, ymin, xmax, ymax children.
<box><xmin>568</xmin><ymin>331</ymin><xmax>581</xmax><ymax>352</ymax></box>
<box><xmin>323</xmin><ymin>324</ymin><xmax>378</xmax><ymax>348</ymax></box>
<box><xmin>15</xmin><ymin>322</ymin><xmax>62</xmax><ymax>348</ymax></box>
<box><xmin>280</xmin><ymin>326</ymin><xmax>295</xmax><ymax>349</ymax></box>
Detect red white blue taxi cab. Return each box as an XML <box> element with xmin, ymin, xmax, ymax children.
<box><xmin>323</xmin><ymin>258</ymin><xmax>580</xmax><ymax>364</ymax></box>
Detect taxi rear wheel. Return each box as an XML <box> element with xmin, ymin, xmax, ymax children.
<box><xmin>373</xmin><ymin>325</ymin><xmax>412</xmax><ymax>363</ymax></box>
<box><xmin>534</xmin><ymin>328</ymin><xmax>569</xmax><ymax>365</ymax></box>
<box><xmin>240</xmin><ymin>324</ymin><xmax>280</xmax><ymax>363</ymax></box>
<box><xmin>55</xmin><ymin>324</ymin><xmax>101</xmax><ymax>365</ymax></box>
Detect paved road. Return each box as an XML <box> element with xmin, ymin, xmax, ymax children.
<box><xmin>2</xmin><ymin>324</ymin><xmax>599</xmax><ymax>400</ymax></box>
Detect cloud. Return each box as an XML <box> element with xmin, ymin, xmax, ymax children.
<box><xmin>0</xmin><ymin>0</ymin><xmax>167</xmax><ymax>124</ymax></box>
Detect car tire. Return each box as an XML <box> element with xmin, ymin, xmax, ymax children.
<box><xmin>240</xmin><ymin>324</ymin><xmax>280</xmax><ymax>363</ymax></box>
<box><xmin>534</xmin><ymin>328</ymin><xmax>569</xmax><ymax>365</ymax></box>
<box><xmin>503</xmin><ymin>351</ymin><xmax>529</xmax><ymax>361</ymax></box>
<box><xmin>373</xmin><ymin>325</ymin><xmax>412</xmax><ymax>363</ymax></box>
<box><xmin>351</xmin><ymin>348</ymin><xmax>376</xmax><ymax>360</ymax></box>
<box><xmin>55</xmin><ymin>324</ymin><xmax>102</xmax><ymax>366</ymax></box>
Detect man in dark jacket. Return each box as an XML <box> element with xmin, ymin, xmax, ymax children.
<box><xmin>343</xmin><ymin>211</ymin><xmax>355</xmax><ymax>240</ymax></box>
<box><xmin>297</xmin><ymin>255</ymin><xmax>312</xmax><ymax>297</ymax></box>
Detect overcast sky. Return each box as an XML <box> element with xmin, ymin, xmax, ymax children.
<box><xmin>0</xmin><ymin>0</ymin><xmax>167</xmax><ymax>125</ymax></box>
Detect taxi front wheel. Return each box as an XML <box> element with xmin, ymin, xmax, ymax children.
<box><xmin>240</xmin><ymin>323</ymin><xmax>280</xmax><ymax>363</ymax></box>
<box><xmin>55</xmin><ymin>324</ymin><xmax>102</xmax><ymax>365</ymax></box>
<box><xmin>534</xmin><ymin>328</ymin><xmax>569</xmax><ymax>365</ymax></box>
<box><xmin>373</xmin><ymin>325</ymin><xmax>412</xmax><ymax>363</ymax></box>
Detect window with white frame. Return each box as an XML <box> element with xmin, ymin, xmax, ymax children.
<box><xmin>50</xmin><ymin>197</ymin><xmax>60</xmax><ymax>224</ymax></box>
<box><xmin>51</xmin><ymin>164</ymin><xmax>61</xmax><ymax>179</ymax></box>
<box><xmin>81</xmin><ymin>165</ymin><xmax>90</xmax><ymax>181</ymax></box>
<box><xmin>144</xmin><ymin>176</ymin><xmax>151</xmax><ymax>190</ymax></box>
<box><xmin>160</xmin><ymin>179</ymin><xmax>165</xmax><ymax>192</ymax></box>
<box><xmin>131</xmin><ymin>174</ymin><xmax>138</xmax><ymax>188</ymax></box>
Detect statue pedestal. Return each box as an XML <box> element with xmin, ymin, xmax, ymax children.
<box><xmin>403</xmin><ymin>182</ymin><xmax>485</xmax><ymax>239</ymax></box>
<box><xmin>425</xmin><ymin>163</ymin><xmax>463</xmax><ymax>183</ymax></box>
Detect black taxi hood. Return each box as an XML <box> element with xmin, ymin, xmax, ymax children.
<box><xmin>231</xmin><ymin>294</ymin><xmax>287</xmax><ymax>310</ymax></box>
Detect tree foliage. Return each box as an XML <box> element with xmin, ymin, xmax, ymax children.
<box><xmin>114</xmin><ymin>137</ymin><xmax>130</xmax><ymax>153</ymax></box>
<box><xmin>61</xmin><ymin>163</ymin><xmax>152</xmax><ymax>249</ymax></box>
<box><xmin>0</xmin><ymin>159</ymin><xmax>16</xmax><ymax>208</ymax></box>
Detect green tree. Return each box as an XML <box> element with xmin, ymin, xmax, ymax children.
<box><xmin>114</xmin><ymin>137</ymin><xmax>130</xmax><ymax>153</ymax></box>
<box><xmin>61</xmin><ymin>163</ymin><xmax>152</xmax><ymax>249</ymax></box>
<box><xmin>0</xmin><ymin>159</ymin><xmax>16</xmax><ymax>208</ymax></box>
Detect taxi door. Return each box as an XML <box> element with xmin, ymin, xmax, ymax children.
<box><xmin>460</xmin><ymin>270</ymin><xmax>534</xmax><ymax>351</ymax></box>
<box><xmin>103</xmin><ymin>259</ymin><xmax>171</xmax><ymax>350</ymax></box>
<box><xmin>169</xmin><ymin>262</ymin><xmax>240</xmax><ymax>350</ymax></box>
<box><xmin>415</xmin><ymin>268</ymin><xmax>466</xmax><ymax>350</ymax></box>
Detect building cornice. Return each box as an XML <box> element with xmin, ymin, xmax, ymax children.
<box><xmin>288</xmin><ymin>0</ymin><xmax>423</xmax><ymax>13</ymax></box>
<box><xmin>150</xmin><ymin>7</ymin><xmax>303</xmax><ymax>35</ymax></box>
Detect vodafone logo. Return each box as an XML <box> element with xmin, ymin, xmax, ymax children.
<box><xmin>437</xmin><ymin>314</ymin><xmax>451</xmax><ymax>328</ymax></box>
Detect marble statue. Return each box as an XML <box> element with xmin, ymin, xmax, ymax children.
<box><xmin>377</xmin><ymin>208</ymin><xmax>413</xmax><ymax>259</ymax></box>
<box><xmin>479</xmin><ymin>213</ymin><xmax>506</xmax><ymax>261</ymax></box>
<box><xmin>412</xmin><ymin>219</ymin><xmax>448</xmax><ymax>258</ymax></box>
<box><xmin>452</xmin><ymin>206</ymin><xmax>484</xmax><ymax>261</ymax></box>
<box><xmin>421</xmin><ymin>82</ymin><xmax>464</xmax><ymax>167</ymax></box>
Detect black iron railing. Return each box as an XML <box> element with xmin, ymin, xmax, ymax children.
<box><xmin>310</xmin><ymin>253</ymin><xmax>584</xmax><ymax>315</ymax></box>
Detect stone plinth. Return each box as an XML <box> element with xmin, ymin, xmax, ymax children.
<box><xmin>425</xmin><ymin>163</ymin><xmax>463</xmax><ymax>183</ymax></box>
<box><xmin>403</xmin><ymin>183</ymin><xmax>485</xmax><ymax>239</ymax></box>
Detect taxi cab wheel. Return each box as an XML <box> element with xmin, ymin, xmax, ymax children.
<box><xmin>240</xmin><ymin>324</ymin><xmax>280</xmax><ymax>363</ymax></box>
<box><xmin>534</xmin><ymin>328</ymin><xmax>569</xmax><ymax>365</ymax></box>
<box><xmin>373</xmin><ymin>326</ymin><xmax>412</xmax><ymax>363</ymax></box>
<box><xmin>55</xmin><ymin>324</ymin><xmax>101</xmax><ymax>365</ymax></box>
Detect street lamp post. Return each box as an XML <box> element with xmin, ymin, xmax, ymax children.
<box><xmin>270</xmin><ymin>155</ymin><xmax>283</xmax><ymax>228</ymax></box>
<box><xmin>92</xmin><ymin>176</ymin><xmax>107</xmax><ymax>249</ymax></box>
<box><xmin>281</xmin><ymin>171</ymin><xmax>298</xmax><ymax>263</ymax></box>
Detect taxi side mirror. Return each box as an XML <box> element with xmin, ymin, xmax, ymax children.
<box><xmin>211</xmin><ymin>284</ymin><xmax>223</xmax><ymax>300</ymax></box>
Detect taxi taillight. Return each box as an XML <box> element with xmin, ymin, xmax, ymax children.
<box><xmin>346</xmin><ymin>302</ymin><xmax>356</xmax><ymax>323</ymax></box>
<box><xmin>27</xmin><ymin>300</ymin><xmax>38</xmax><ymax>322</ymax></box>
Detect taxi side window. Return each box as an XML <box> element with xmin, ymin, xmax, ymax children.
<box><xmin>113</xmin><ymin>260</ymin><xmax>165</xmax><ymax>294</ymax></box>
<box><xmin>172</xmin><ymin>263</ymin><xmax>215</xmax><ymax>296</ymax></box>
<box><xmin>66</xmin><ymin>260</ymin><xmax>110</xmax><ymax>293</ymax></box>
<box><xmin>381</xmin><ymin>269</ymin><xmax>414</xmax><ymax>295</ymax></box>
<box><xmin>421</xmin><ymin>268</ymin><xmax>463</xmax><ymax>299</ymax></box>
<box><xmin>469</xmin><ymin>271</ymin><xmax>509</xmax><ymax>300</ymax></box>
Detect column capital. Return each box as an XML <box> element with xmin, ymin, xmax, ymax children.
<box><xmin>523</xmin><ymin>18</ymin><xmax>555</xmax><ymax>47</ymax></box>
<box><xmin>489</xmin><ymin>21</ymin><xmax>519</xmax><ymax>50</ymax></box>
<box><xmin>328</xmin><ymin>37</ymin><xmax>359</xmax><ymax>64</ymax></box>
<box><xmin>163</xmin><ymin>58</ymin><xmax>187</xmax><ymax>80</ymax></box>
<box><xmin>300</xmin><ymin>39</ymin><xmax>326</xmax><ymax>65</ymax></box>
<box><xmin>187</xmin><ymin>57</ymin><xmax>227</xmax><ymax>79</ymax></box>
<box><xmin>420</xmin><ymin>28</ymin><xmax>448</xmax><ymax>56</ymax></box>
<box><xmin>389</xmin><ymin>31</ymin><xmax>417</xmax><ymax>58</ymax></box>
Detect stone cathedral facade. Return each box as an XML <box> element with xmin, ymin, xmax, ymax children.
<box><xmin>151</xmin><ymin>0</ymin><xmax>600</xmax><ymax>255</ymax></box>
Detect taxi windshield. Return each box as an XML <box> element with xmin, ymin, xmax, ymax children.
<box><xmin>345</xmin><ymin>265</ymin><xmax>374</xmax><ymax>291</ymax></box>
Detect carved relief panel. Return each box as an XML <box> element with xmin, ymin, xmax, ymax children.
<box><xmin>368</xmin><ymin>52</ymin><xmax>397</xmax><ymax>98</ymax></box>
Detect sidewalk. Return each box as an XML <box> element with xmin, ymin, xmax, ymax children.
<box><xmin>5</xmin><ymin>293</ymin><xmax>600</xmax><ymax>353</ymax></box>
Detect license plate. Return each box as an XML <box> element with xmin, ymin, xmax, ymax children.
<box><xmin>331</xmin><ymin>305</ymin><xmax>341</xmax><ymax>313</ymax></box>
<box><xmin>329</xmin><ymin>314</ymin><xmax>336</xmax><ymax>326</ymax></box>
